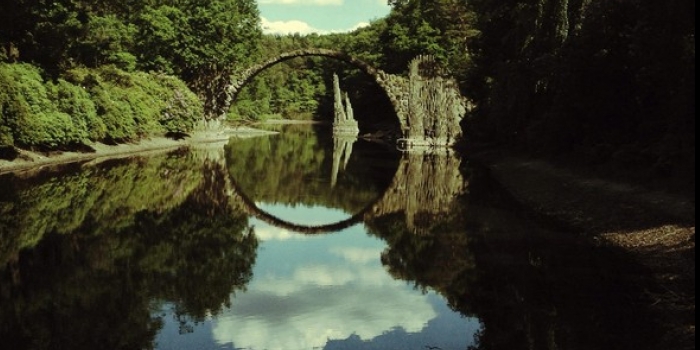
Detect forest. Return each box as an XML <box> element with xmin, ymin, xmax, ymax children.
<box><xmin>0</xmin><ymin>0</ymin><xmax>694</xmax><ymax>188</ymax></box>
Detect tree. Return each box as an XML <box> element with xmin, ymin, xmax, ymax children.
<box><xmin>134</xmin><ymin>0</ymin><xmax>262</xmax><ymax>118</ymax></box>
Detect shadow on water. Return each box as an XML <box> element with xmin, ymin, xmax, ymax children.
<box><xmin>373</xmin><ymin>159</ymin><xmax>664</xmax><ymax>350</ymax></box>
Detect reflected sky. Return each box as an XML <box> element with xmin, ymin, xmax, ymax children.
<box><xmin>155</xmin><ymin>204</ymin><xmax>479</xmax><ymax>350</ymax></box>
<box><xmin>255</xmin><ymin>202</ymin><xmax>355</xmax><ymax>227</ymax></box>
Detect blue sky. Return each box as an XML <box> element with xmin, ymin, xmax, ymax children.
<box><xmin>257</xmin><ymin>0</ymin><xmax>391</xmax><ymax>35</ymax></box>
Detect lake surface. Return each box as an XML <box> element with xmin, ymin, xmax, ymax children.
<box><xmin>0</xmin><ymin>124</ymin><xmax>661</xmax><ymax>350</ymax></box>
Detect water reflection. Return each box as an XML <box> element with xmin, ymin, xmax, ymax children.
<box><xmin>214</xmin><ymin>127</ymin><xmax>478</xmax><ymax>349</ymax></box>
<box><xmin>0</xmin><ymin>147</ymin><xmax>257</xmax><ymax>350</ymax></box>
<box><xmin>0</xmin><ymin>124</ymin><xmax>664</xmax><ymax>350</ymax></box>
<box><xmin>208</xmin><ymin>210</ymin><xmax>473</xmax><ymax>350</ymax></box>
<box><xmin>224</xmin><ymin>124</ymin><xmax>399</xmax><ymax>214</ymax></box>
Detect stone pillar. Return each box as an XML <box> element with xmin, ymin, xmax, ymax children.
<box><xmin>332</xmin><ymin>73</ymin><xmax>359</xmax><ymax>136</ymax></box>
<box><xmin>331</xmin><ymin>136</ymin><xmax>355</xmax><ymax>187</ymax></box>
<box><xmin>333</xmin><ymin>73</ymin><xmax>347</xmax><ymax>122</ymax></box>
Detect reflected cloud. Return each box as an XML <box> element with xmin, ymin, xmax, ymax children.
<box><xmin>255</xmin><ymin>226</ymin><xmax>308</xmax><ymax>241</ymax></box>
<box><xmin>330</xmin><ymin>246</ymin><xmax>383</xmax><ymax>264</ymax></box>
<box><xmin>212</xmin><ymin>240</ymin><xmax>436</xmax><ymax>350</ymax></box>
<box><xmin>256</xmin><ymin>202</ymin><xmax>353</xmax><ymax>226</ymax></box>
<box><xmin>213</xmin><ymin>284</ymin><xmax>435</xmax><ymax>350</ymax></box>
<box><xmin>293</xmin><ymin>264</ymin><xmax>356</xmax><ymax>286</ymax></box>
<box><xmin>249</xmin><ymin>263</ymin><xmax>389</xmax><ymax>297</ymax></box>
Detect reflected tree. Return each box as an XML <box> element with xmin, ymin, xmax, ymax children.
<box><xmin>365</xmin><ymin>159</ymin><xmax>663</xmax><ymax>350</ymax></box>
<box><xmin>0</xmin><ymin>157</ymin><xmax>258</xmax><ymax>350</ymax></box>
<box><xmin>132</xmin><ymin>162</ymin><xmax>258</xmax><ymax>326</ymax></box>
<box><xmin>224</xmin><ymin>126</ymin><xmax>399</xmax><ymax>214</ymax></box>
<box><xmin>364</xmin><ymin>151</ymin><xmax>476</xmax><ymax>313</ymax></box>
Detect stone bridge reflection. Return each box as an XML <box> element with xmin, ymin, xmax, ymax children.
<box><xmin>223</xmin><ymin>141</ymin><xmax>465</xmax><ymax>235</ymax></box>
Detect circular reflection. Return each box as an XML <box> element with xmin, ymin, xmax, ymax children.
<box><xmin>224</xmin><ymin>126</ymin><xmax>401</xmax><ymax>234</ymax></box>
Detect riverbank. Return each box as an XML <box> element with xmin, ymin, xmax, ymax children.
<box><xmin>0</xmin><ymin>126</ymin><xmax>277</xmax><ymax>175</ymax></box>
<box><xmin>467</xmin><ymin>150</ymin><xmax>695</xmax><ymax>349</ymax></box>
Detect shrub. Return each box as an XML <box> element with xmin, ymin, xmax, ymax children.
<box><xmin>0</xmin><ymin>63</ymin><xmax>87</xmax><ymax>148</ymax></box>
<box><xmin>47</xmin><ymin>79</ymin><xmax>106</xmax><ymax>141</ymax></box>
<box><xmin>65</xmin><ymin>66</ymin><xmax>203</xmax><ymax>143</ymax></box>
<box><xmin>1</xmin><ymin>63</ymin><xmax>203</xmax><ymax>148</ymax></box>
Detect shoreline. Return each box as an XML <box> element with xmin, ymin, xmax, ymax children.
<box><xmin>0</xmin><ymin>126</ymin><xmax>277</xmax><ymax>176</ymax></box>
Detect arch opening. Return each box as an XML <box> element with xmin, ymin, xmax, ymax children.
<box><xmin>226</xmin><ymin>49</ymin><xmax>407</xmax><ymax>135</ymax></box>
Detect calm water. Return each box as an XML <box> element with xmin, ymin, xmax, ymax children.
<box><xmin>0</xmin><ymin>124</ymin><xmax>660</xmax><ymax>350</ymax></box>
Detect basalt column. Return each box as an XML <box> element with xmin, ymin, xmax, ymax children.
<box><xmin>332</xmin><ymin>73</ymin><xmax>360</xmax><ymax>136</ymax></box>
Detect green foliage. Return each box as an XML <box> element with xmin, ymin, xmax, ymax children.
<box><xmin>47</xmin><ymin>79</ymin><xmax>106</xmax><ymax>140</ymax></box>
<box><xmin>0</xmin><ymin>0</ymin><xmax>262</xmax><ymax>119</ymax></box>
<box><xmin>75</xmin><ymin>15</ymin><xmax>138</xmax><ymax>71</ymax></box>
<box><xmin>148</xmin><ymin>74</ymin><xmax>205</xmax><ymax>133</ymax></box>
<box><xmin>0</xmin><ymin>63</ymin><xmax>88</xmax><ymax>147</ymax></box>
<box><xmin>0</xmin><ymin>62</ymin><xmax>201</xmax><ymax>149</ymax></box>
<box><xmin>465</xmin><ymin>0</ymin><xmax>695</xmax><ymax>184</ymax></box>
<box><xmin>0</xmin><ymin>156</ymin><xmax>257</xmax><ymax>349</ymax></box>
<box><xmin>65</xmin><ymin>66</ymin><xmax>203</xmax><ymax>142</ymax></box>
<box><xmin>133</xmin><ymin>0</ymin><xmax>262</xmax><ymax>117</ymax></box>
<box><xmin>133</xmin><ymin>5</ymin><xmax>186</xmax><ymax>76</ymax></box>
<box><xmin>380</xmin><ymin>0</ymin><xmax>477</xmax><ymax>75</ymax></box>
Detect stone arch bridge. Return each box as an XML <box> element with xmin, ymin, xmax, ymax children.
<box><xmin>223</xmin><ymin>49</ymin><xmax>468</xmax><ymax>148</ymax></box>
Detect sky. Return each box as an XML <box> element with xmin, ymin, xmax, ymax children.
<box><xmin>257</xmin><ymin>0</ymin><xmax>392</xmax><ymax>35</ymax></box>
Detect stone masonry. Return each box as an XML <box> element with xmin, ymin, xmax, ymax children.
<box><xmin>224</xmin><ymin>49</ymin><xmax>467</xmax><ymax>148</ymax></box>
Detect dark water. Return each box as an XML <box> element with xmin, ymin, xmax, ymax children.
<box><xmin>0</xmin><ymin>124</ymin><xmax>659</xmax><ymax>350</ymax></box>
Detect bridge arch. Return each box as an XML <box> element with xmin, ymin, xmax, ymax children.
<box><xmin>227</xmin><ymin>175</ymin><xmax>388</xmax><ymax>235</ymax></box>
<box><xmin>225</xmin><ymin>149</ymin><xmax>464</xmax><ymax>235</ymax></box>
<box><xmin>226</xmin><ymin>48</ymin><xmax>409</xmax><ymax>132</ymax></box>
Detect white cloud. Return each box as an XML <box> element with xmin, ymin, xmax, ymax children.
<box><xmin>259</xmin><ymin>0</ymin><xmax>343</xmax><ymax>5</ymax></box>
<box><xmin>347</xmin><ymin>21</ymin><xmax>371</xmax><ymax>31</ymax></box>
<box><xmin>261</xmin><ymin>16</ymin><xmax>325</xmax><ymax>35</ymax></box>
<box><xmin>261</xmin><ymin>16</ymin><xmax>372</xmax><ymax>35</ymax></box>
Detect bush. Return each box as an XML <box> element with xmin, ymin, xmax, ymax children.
<box><xmin>0</xmin><ymin>63</ymin><xmax>87</xmax><ymax>148</ymax></box>
<box><xmin>135</xmin><ymin>72</ymin><xmax>203</xmax><ymax>133</ymax></box>
<box><xmin>47</xmin><ymin>79</ymin><xmax>106</xmax><ymax>141</ymax></box>
<box><xmin>64</xmin><ymin>66</ymin><xmax>203</xmax><ymax>143</ymax></box>
<box><xmin>1</xmin><ymin>63</ymin><xmax>203</xmax><ymax>149</ymax></box>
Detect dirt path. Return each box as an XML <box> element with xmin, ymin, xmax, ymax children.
<box><xmin>468</xmin><ymin>150</ymin><xmax>695</xmax><ymax>349</ymax></box>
